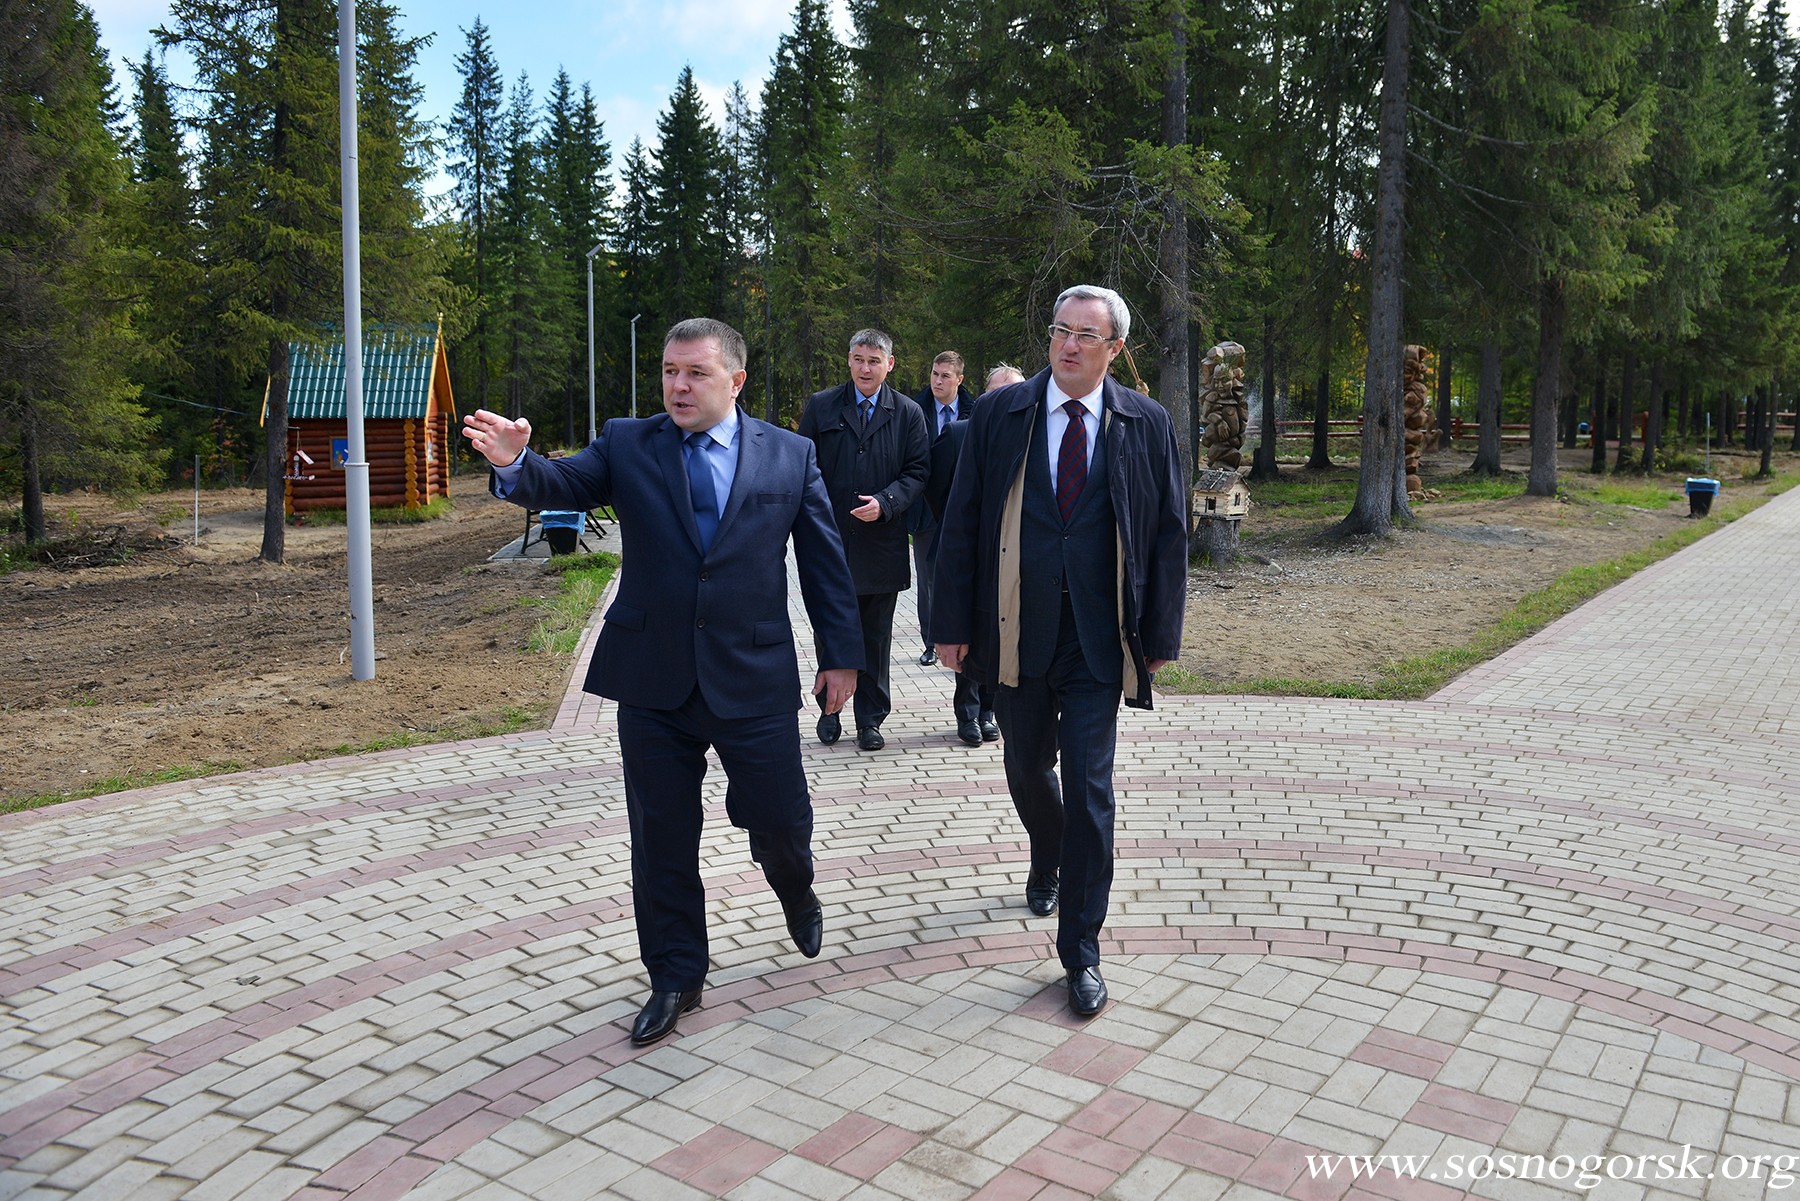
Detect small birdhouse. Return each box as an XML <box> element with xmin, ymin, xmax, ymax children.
<box><xmin>1192</xmin><ymin>469</ymin><xmax>1250</xmax><ymax>521</ymax></box>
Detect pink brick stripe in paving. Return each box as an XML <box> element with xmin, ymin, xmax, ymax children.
<box><xmin>1</xmin><ymin>488</ymin><xmax>1797</xmax><ymax>1200</ymax></box>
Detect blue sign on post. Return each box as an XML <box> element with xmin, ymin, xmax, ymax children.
<box><xmin>331</xmin><ymin>438</ymin><xmax>349</xmax><ymax>469</ymax></box>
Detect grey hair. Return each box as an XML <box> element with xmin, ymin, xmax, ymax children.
<box><xmin>984</xmin><ymin>362</ymin><xmax>1025</xmax><ymax>390</ymax></box>
<box><xmin>1053</xmin><ymin>285</ymin><xmax>1130</xmax><ymax>343</ymax></box>
<box><xmin>848</xmin><ymin>328</ymin><xmax>894</xmax><ymax>357</ymax></box>
<box><xmin>665</xmin><ymin>317</ymin><xmax>746</xmax><ymax>373</ymax></box>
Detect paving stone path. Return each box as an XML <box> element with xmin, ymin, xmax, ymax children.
<box><xmin>3</xmin><ymin>488</ymin><xmax>1798</xmax><ymax>1201</ymax></box>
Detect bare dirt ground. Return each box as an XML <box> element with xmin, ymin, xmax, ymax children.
<box><xmin>2</xmin><ymin>442</ymin><xmax>1792</xmax><ymax>804</ymax></box>
<box><xmin>1</xmin><ymin>471</ymin><xmax>572</xmax><ymax>803</ymax></box>
<box><xmin>1177</xmin><ymin>442</ymin><xmax>1794</xmax><ymax>688</ymax></box>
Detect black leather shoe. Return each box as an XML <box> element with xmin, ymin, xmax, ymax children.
<box><xmin>816</xmin><ymin>711</ymin><xmax>841</xmax><ymax>745</ymax></box>
<box><xmin>783</xmin><ymin>889</ymin><xmax>823</xmax><ymax>958</ymax></box>
<box><xmin>918</xmin><ymin>647</ymin><xmax>937</xmax><ymax>666</ymax></box>
<box><xmin>1068</xmin><ymin>967</ymin><xmax>1107</xmax><ymax>1018</ymax></box>
<box><xmin>856</xmin><ymin>725</ymin><xmax>885</xmax><ymax>751</ymax></box>
<box><xmin>980</xmin><ymin>714</ymin><xmax>1000</xmax><ymax>742</ymax></box>
<box><xmin>1025</xmin><ymin>869</ymin><xmax>1059</xmax><ymax>916</ymax></box>
<box><xmin>957</xmin><ymin>719</ymin><xmax>982</xmax><ymax>747</ymax></box>
<box><xmin>630</xmin><ymin>987</ymin><xmax>702</xmax><ymax>1046</ymax></box>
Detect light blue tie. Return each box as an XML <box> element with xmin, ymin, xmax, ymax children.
<box><xmin>685</xmin><ymin>432</ymin><xmax>718</xmax><ymax>552</ymax></box>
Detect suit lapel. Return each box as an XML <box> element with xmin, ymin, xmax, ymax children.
<box><xmin>656</xmin><ymin>415</ymin><xmax>707</xmax><ymax>553</ymax></box>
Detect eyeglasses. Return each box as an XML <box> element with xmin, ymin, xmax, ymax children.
<box><xmin>1048</xmin><ymin>324</ymin><xmax>1116</xmax><ymax>348</ymax></box>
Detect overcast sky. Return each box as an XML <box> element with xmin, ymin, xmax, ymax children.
<box><xmin>87</xmin><ymin>0</ymin><xmax>854</xmax><ymax>196</ymax></box>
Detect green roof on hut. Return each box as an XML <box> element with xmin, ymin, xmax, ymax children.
<box><xmin>282</xmin><ymin>323</ymin><xmax>445</xmax><ymax>421</ymax></box>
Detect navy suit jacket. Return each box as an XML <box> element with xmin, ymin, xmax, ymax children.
<box><xmin>493</xmin><ymin>410</ymin><xmax>864</xmax><ymax>719</ymax></box>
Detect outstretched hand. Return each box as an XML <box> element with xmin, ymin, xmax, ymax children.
<box><xmin>462</xmin><ymin>409</ymin><xmax>532</xmax><ymax>467</ymax></box>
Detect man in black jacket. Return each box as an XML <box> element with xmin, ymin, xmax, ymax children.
<box><xmin>931</xmin><ymin>287</ymin><xmax>1187</xmax><ymax>1019</ymax></box>
<box><xmin>908</xmin><ymin>352</ymin><xmax>976</xmax><ymax>670</ymax></box>
<box><xmin>798</xmin><ymin>329</ymin><xmax>931</xmax><ymax>752</ymax></box>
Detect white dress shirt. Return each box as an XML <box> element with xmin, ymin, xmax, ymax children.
<box><xmin>1045</xmin><ymin>377</ymin><xmax>1102</xmax><ymax>491</ymax></box>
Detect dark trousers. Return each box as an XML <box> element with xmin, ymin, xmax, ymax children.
<box><xmin>617</xmin><ymin>687</ymin><xmax>815</xmax><ymax>992</ymax></box>
<box><xmin>953</xmin><ymin>672</ymin><xmax>996</xmax><ymax>724</ymax></box>
<box><xmin>995</xmin><ymin>596</ymin><xmax>1122</xmax><ymax>970</ymax></box>
<box><xmin>852</xmin><ymin>590</ymin><xmax>896</xmax><ymax>728</ymax></box>
<box><xmin>911</xmin><ymin>527</ymin><xmax>936</xmax><ymax>649</ymax></box>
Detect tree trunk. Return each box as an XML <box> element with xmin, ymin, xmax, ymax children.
<box><xmin>1251</xmin><ymin>312</ymin><xmax>1279</xmax><ymax>480</ymax></box>
<box><xmin>1589</xmin><ymin>352</ymin><xmax>1607</xmax><ymax>473</ymax></box>
<box><xmin>1435</xmin><ymin>343</ymin><xmax>1452</xmax><ymax>451</ymax></box>
<box><xmin>259</xmin><ymin>1</ymin><xmax>296</xmax><ymax>565</ymax></box>
<box><xmin>262</xmin><ymin>335</ymin><xmax>290</xmax><ymax>561</ymax></box>
<box><xmin>1760</xmin><ymin>382</ymin><xmax>1776</xmax><ymax>477</ymax></box>
<box><xmin>1309</xmin><ymin>365</ymin><xmax>1332</xmax><ymax>468</ymax></box>
<box><xmin>1676</xmin><ymin>374</ymin><xmax>1690</xmax><ymax>449</ymax></box>
<box><xmin>1615</xmin><ymin>348</ymin><xmax>1635</xmax><ymax>470</ymax></box>
<box><xmin>1339</xmin><ymin>0</ymin><xmax>1411</xmax><ymax>535</ymax></box>
<box><xmin>1156</xmin><ymin>0</ymin><xmax>1193</xmax><ymax>518</ymax></box>
<box><xmin>1525</xmin><ymin>275</ymin><xmax>1564</xmax><ymax>497</ymax></box>
<box><xmin>20</xmin><ymin>395</ymin><xmax>45</xmax><ymax>544</ymax></box>
<box><xmin>1640</xmin><ymin>360</ymin><xmax>1663</xmax><ymax>474</ymax></box>
<box><xmin>1560</xmin><ymin>353</ymin><xmax>1580</xmax><ymax>449</ymax></box>
<box><xmin>1474</xmin><ymin>337</ymin><xmax>1502</xmax><ymax>475</ymax></box>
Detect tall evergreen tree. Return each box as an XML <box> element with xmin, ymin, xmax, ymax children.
<box><xmin>448</xmin><ymin>17</ymin><xmax>504</xmax><ymax>414</ymax></box>
<box><xmin>1</xmin><ymin>0</ymin><xmax>159</xmax><ymax>543</ymax></box>
<box><xmin>541</xmin><ymin>69</ymin><xmax>612</xmax><ymax>441</ymax></box>
<box><xmin>648</xmin><ymin>66</ymin><xmax>727</xmax><ymax>324</ymax></box>
<box><xmin>761</xmin><ymin>0</ymin><xmax>849</xmax><ymax>400</ymax></box>
<box><xmin>163</xmin><ymin>0</ymin><xmax>343</xmax><ymax>563</ymax></box>
<box><xmin>617</xmin><ymin>137</ymin><xmax>655</xmax><ymax>415</ymax></box>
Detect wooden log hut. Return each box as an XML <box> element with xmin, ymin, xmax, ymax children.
<box><xmin>266</xmin><ymin>322</ymin><xmax>456</xmax><ymax>516</ymax></box>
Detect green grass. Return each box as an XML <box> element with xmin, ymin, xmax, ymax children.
<box><xmin>1162</xmin><ymin>469</ymin><xmax>1798</xmax><ymax>701</ymax></box>
<box><xmin>300</xmin><ymin>496</ymin><xmax>456</xmax><ymax>525</ymax></box>
<box><xmin>1586</xmin><ymin>481</ymin><xmax>1677</xmax><ymax>509</ymax></box>
<box><xmin>1427</xmin><ymin>474</ymin><xmax>1530</xmax><ymax>502</ymax></box>
<box><xmin>0</xmin><ymin>761</ymin><xmax>246</xmax><ymax>816</ymax></box>
<box><xmin>326</xmin><ymin>704</ymin><xmax>543</xmax><ymax>756</ymax></box>
<box><xmin>523</xmin><ymin>551</ymin><xmax>621</xmax><ymax>654</ymax></box>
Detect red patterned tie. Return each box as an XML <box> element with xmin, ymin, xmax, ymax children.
<box><xmin>1056</xmin><ymin>400</ymin><xmax>1087</xmax><ymax>523</ymax></box>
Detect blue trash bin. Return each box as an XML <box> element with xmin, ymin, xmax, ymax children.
<box><xmin>1684</xmin><ymin>478</ymin><xmax>1720</xmax><ymax>518</ymax></box>
<box><xmin>538</xmin><ymin>510</ymin><xmax>585</xmax><ymax>554</ymax></box>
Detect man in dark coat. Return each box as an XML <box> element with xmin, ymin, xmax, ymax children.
<box><xmin>931</xmin><ymin>286</ymin><xmax>1187</xmax><ymax>1019</ymax></box>
<box><xmin>464</xmin><ymin>318</ymin><xmax>863</xmax><ymax>1047</ymax></box>
<box><xmin>907</xmin><ymin>351</ymin><xmax>977</xmax><ymax>672</ymax></box>
<box><xmin>798</xmin><ymin>329</ymin><xmax>931</xmax><ymax>752</ymax></box>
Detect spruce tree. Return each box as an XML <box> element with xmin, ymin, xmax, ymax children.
<box><xmin>760</xmin><ymin>0</ymin><xmax>849</xmax><ymax>400</ymax></box>
<box><xmin>1</xmin><ymin>0</ymin><xmax>159</xmax><ymax>543</ymax></box>
<box><xmin>617</xmin><ymin>138</ymin><xmax>655</xmax><ymax>415</ymax></box>
<box><xmin>648</xmin><ymin>66</ymin><xmax>727</xmax><ymax>325</ymax></box>
<box><xmin>448</xmin><ymin>17</ymin><xmax>505</xmax><ymax>414</ymax></box>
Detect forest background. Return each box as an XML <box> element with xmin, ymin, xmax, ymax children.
<box><xmin>4</xmin><ymin>0</ymin><xmax>1800</xmax><ymax>561</ymax></box>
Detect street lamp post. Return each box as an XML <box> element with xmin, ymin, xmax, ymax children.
<box><xmin>630</xmin><ymin>313</ymin><xmax>642</xmax><ymax>418</ymax></box>
<box><xmin>338</xmin><ymin>0</ymin><xmax>375</xmax><ymax>681</ymax></box>
<box><xmin>584</xmin><ymin>241</ymin><xmax>603</xmax><ymax>444</ymax></box>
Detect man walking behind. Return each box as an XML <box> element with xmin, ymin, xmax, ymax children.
<box><xmin>930</xmin><ymin>286</ymin><xmax>1187</xmax><ymax>1018</ymax></box>
<box><xmin>798</xmin><ymin>329</ymin><xmax>931</xmax><ymax>752</ymax></box>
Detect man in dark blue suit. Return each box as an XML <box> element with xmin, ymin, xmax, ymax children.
<box><xmin>931</xmin><ymin>287</ymin><xmax>1187</xmax><ymax>1019</ymax></box>
<box><xmin>906</xmin><ymin>351</ymin><xmax>976</xmax><ymax>675</ymax></box>
<box><xmin>463</xmin><ymin>318</ymin><xmax>863</xmax><ymax>1046</ymax></box>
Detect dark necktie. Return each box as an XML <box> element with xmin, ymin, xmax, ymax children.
<box><xmin>1056</xmin><ymin>400</ymin><xmax>1088</xmax><ymax>523</ymax></box>
<box><xmin>861</xmin><ymin>398</ymin><xmax>875</xmax><ymax>428</ymax></box>
<box><xmin>939</xmin><ymin>404</ymin><xmax>953</xmax><ymax>435</ymax></box>
<box><xmin>685</xmin><ymin>431</ymin><xmax>718</xmax><ymax>552</ymax></box>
